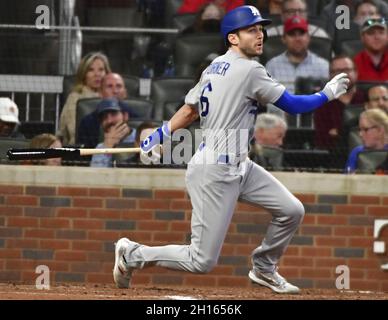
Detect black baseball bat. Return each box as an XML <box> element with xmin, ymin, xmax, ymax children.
<box><xmin>7</xmin><ymin>147</ymin><xmax>141</xmax><ymax>160</ymax></box>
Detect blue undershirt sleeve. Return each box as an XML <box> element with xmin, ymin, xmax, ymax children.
<box><xmin>274</xmin><ymin>90</ymin><xmax>329</xmax><ymax>115</ymax></box>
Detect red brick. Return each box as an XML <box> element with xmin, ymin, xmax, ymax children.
<box><xmin>368</xmin><ymin>206</ymin><xmax>388</xmax><ymax>216</ymax></box>
<box><xmin>86</xmin><ymin>273</ymin><xmax>114</xmax><ymax>283</ymax></box>
<box><xmin>232</xmin><ymin>212</ymin><xmax>270</xmax><ymax>224</ymax></box>
<box><xmin>40</xmin><ymin>240</ymin><xmax>70</xmax><ymax>250</ymax></box>
<box><xmin>171</xmin><ymin>200</ymin><xmax>192</xmax><ymax>210</ymax></box>
<box><xmin>6</xmin><ymin>195</ymin><xmax>38</xmax><ymax>206</ymax></box>
<box><xmin>301</xmin><ymin>247</ymin><xmax>332</xmax><ymax>257</ymax></box>
<box><xmin>26</xmin><ymin>186</ymin><xmax>56</xmax><ymax>196</ymax></box>
<box><xmin>122</xmin><ymin>210</ymin><xmax>153</xmax><ymax>220</ymax></box>
<box><xmin>236</xmin><ymin>202</ymin><xmax>262</xmax><ymax>212</ymax></box>
<box><xmin>155</xmin><ymin>189</ymin><xmax>186</xmax><ymax>199</ymax></box>
<box><xmin>21</xmin><ymin>271</ymin><xmax>36</xmax><ymax>282</ymax></box>
<box><xmin>211</xmin><ymin>266</ymin><xmax>234</xmax><ymax>275</ymax></box>
<box><xmin>315</xmin><ymin>236</ymin><xmax>347</xmax><ymax>247</ymax></box>
<box><xmin>0</xmin><ymin>249</ymin><xmax>21</xmax><ymax>259</ymax></box>
<box><xmin>234</xmin><ymin>245</ymin><xmax>255</xmax><ymax>255</ymax></box>
<box><xmin>55</xmin><ymin>251</ymin><xmax>87</xmax><ymax>261</ymax></box>
<box><xmin>152</xmin><ymin>232</ymin><xmax>185</xmax><ymax>242</ymax></box>
<box><xmin>57</xmin><ymin>208</ymin><xmax>87</xmax><ymax>218</ymax></box>
<box><xmin>86</xmin><ymin>252</ymin><xmax>112</xmax><ymax>262</ymax></box>
<box><xmin>285</xmin><ymin>246</ymin><xmax>300</xmax><ymax>256</ymax></box>
<box><xmin>89</xmin><ymin>188</ymin><xmax>120</xmax><ymax>197</ymax></box>
<box><xmin>24</xmin><ymin>229</ymin><xmax>55</xmax><ymax>239</ymax></box>
<box><xmin>138</xmin><ymin>221</ymin><xmax>169</xmax><ymax>231</ymax></box>
<box><xmin>350</xmin><ymin>280</ymin><xmax>379</xmax><ymax>291</ymax></box>
<box><xmin>73</xmin><ymin>198</ymin><xmax>103</xmax><ymax>208</ymax></box>
<box><xmin>0</xmin><ymin>185</ymin><xmax>23</xmax><ymax>194</ymax></box>
<box><xmin>73</xmin><ymin>219</ymin><xmax>104</xmax><ymax>229</ymax></box>
<box><xmin>350</xmin><ymin>196</ymin><xmax>380</xmax><ymax>205</ymax></box>
<box><xmin>185</xmin><ymin>275</ymin><xmax>217</xmax><ymax>286</ymax></box>
<box><xmin>282</xmin><ymin>257</ymin><xmax>314</xmax><ymax>267</ymax></box>
<box><xmin>126</xmin><ymin>231</ymin><xmax>153</xmax><ymax>242</ymax></box>
<box><xmin>294</xmin><ymin>193</ymin><xmax>316</xmax><ymax>203</ymax></box>
<box><xmin>7</xmin><ymin>217</ymin><xmax>39</xmax><ymax>228</ymax></box>
<box><xmin>88</xmin><ymin>230</ymin><xmax>122</xmax><ymax>241</ymax></box>
<box><xmin>6</xmin><ymin>239</ymin><xmax>39</xmax><ymax>249</ymax></box>
<box><xmin>301</xmin><ymin>268</ymin><xmax>332</xmax><ymax>278</ymax></box>
<box><xmin>277</xmin><ymin>267</ymin><xmax>300</xmax><ymax>278</ymax></box>
<box><xmin>302</xmin><ymin>215</ymin><xmax>316</xmax><ymax>225</ymax></box>
<box><xmin>317</xmin><ymin>216</ymin><xmax>348</xmax><ymax>225</ymax></box>
<box><xmin>131</xmin><ymin>274</ymin><xmax>152</xmax><ymax>285</ymax></box>
<box><xmin>218</xmin><ymin>276</ymin><xmax>249</xmax><ymax>287</ymax></box>
<box><xmin>40</xmin><ymin>218</ymin><xmax>70</xmax><ymax>229</ymax></box>
<box><xmin>348</xmin><ymin>237</ymin><xmax>373</xmax><ymax>247</ymax></box>
<box><xmin>72</xmin><ymin>241</ymin><xmax>102</xmax><ymax>251</ymax></box>
<box><xmin>347</xmin><ymin>259</ymin><xmax>380</xmax><ymax>269</ymax></box>
<box><xmin>0</xmin><ymin>207</ymin><xmax>23</xmax><ymax>216</ymax></box>
<box><xmin>383</xmin><ymin>197</ymin><xmax>388</xmax><ymax>205</ymax></box>
<box><xmin>58</xmin><ymin>187</ymin><xmax>88</xmax><ymax>197</ymax></box>
<box><xmin>334</xmin><ymin>205</ymin><xmax>365</xmax><ymax>215</ymax></box>
<box><xmin>349</xmin><ymin>269</ymin><xmax>365</xmax><ymax>279</ymax></box>
<box><xmin>334</xmin><ymin>226</ymin><xmax>365</xmax><ymax>237</ymax></box>
<box><xmin>301</xmin><ymin>226</ymin><xmax>332</xmax><ymax>235</ymax></box>
<box><xmin>6</xmin><ymin>260</ymin><xmax>37</xmax><ymax>270</ymax></box>
<box><xmin>89</xmin><ymin>209</ymin><xmax>121</xmax><ymax>219</ymax></box>
<box><xmin>138</xmin><ymin>199</ymin><xmax>170</xmax><ymax>210</ymax></box>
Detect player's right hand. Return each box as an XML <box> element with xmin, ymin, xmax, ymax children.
<box><xmin>322</xmin><ymin>72</ymin><xmax>350</xmax><ymax>101</ymax></box>
<box><xmin>140</xmin><ymin>123</ymin><xmax>170</xmax><ymax>154</ymax></box>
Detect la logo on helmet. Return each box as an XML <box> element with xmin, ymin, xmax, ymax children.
<box><xmin>249</xmin><ymin>6</ymin><xmax>260</xmax><ymax>16</ymax></box>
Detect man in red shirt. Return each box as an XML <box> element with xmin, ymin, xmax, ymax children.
<box><xmin>354</xmin><ymin>17</ymin><xmax>388</xmax><ymax>81</ymax></box>
<box><xmin>178</xmin><ymin>0</ymin><xmax>243</xmax><ymax>14</ymax></box>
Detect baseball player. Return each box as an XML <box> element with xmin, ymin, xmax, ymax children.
<box><xmin>113</xmin><ymin>5</ymin><xmax>349</xmax><ymax>294</ymax></box>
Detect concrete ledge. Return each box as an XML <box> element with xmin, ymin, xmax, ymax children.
<box><xmin>0</xmin><ymin>165</ymin><xmax>387</xmax><ymax>195</ymax></box>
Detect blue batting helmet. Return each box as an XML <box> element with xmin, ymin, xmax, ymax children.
<box><xmin>221</xmin><ymin>6</ymin><xmax>272</xmax><ymax>41</ymax></box>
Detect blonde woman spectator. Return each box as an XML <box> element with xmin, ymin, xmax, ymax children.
<box><xmin>29</xmin><ymin>133</ymin><xmax>62</xmax><ymax>166</ymax></box>
<box><xmin>58</xmin><ymin>52</ymin><xmax>111</xmax><ymax>146</ymax></box>
<box><xmin>345</xmin><ymin>108</ymin><xmax>388</xmax><ymax>173</ymax></box>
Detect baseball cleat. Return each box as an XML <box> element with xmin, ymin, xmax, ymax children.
<box><xmin>113</xmin><ymin>237</ymin><xmax>136</xmax><ymax>289</ymax></box>
<box><xmin>249</xmin><ymin>267</ymin><xmax>300</xmax><ymax>294</ymax></box>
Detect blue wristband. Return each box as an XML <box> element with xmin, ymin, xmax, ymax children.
<box><xmin>140</xmin><ymin>123</ymin><xmax>170</xmax><ymax>153</ymax></box>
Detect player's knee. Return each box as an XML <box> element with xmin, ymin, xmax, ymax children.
<box><xmin>192</xmin><ymin>259</ymin><xmax>217</xmax><ymax>274</ymax></box>
<box><xmin>286</xmin><ymin>197</ymin><xmax>305</xmax><ymax>224</ymax></box>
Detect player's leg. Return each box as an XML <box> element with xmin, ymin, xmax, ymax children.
<box><xmin>238</xmin><ymin>160</ymin><xmax>304</xmax><ymax>293</ymax></box>
<box><xmin>114</xmin><ymin>162</ymin><xmax>241</xmax><ymax>287</ymax></box>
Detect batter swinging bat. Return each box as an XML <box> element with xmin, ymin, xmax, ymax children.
<box><xmin>7</xmin><ymin>147</ymin><xmax>141</xmax><ymax>161</ymax></box>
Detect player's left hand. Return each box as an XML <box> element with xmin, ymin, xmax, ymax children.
<box><xmin>322</xmin><ymin>72</ymin><xmax>350</xmax><ymax>101</ymax></box>
<box><xmin>140</xmin><ymin>123</ymin><xmax>171</xmax><ymax>154</ymax></box>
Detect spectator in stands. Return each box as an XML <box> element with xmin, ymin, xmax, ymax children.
<box><xmin>266</xmin><ymin>0</ymin><xmax>330</xmax><ymax>39</ymax></box>
<box><xmin>266</xmin><ymin>16</ymin><xmax>329</xmax><ymax>93</ymax></box>
<box><xmin>182</xmin><ymin>3</ymin><xmax>225</xmax><ymax>34</ymax></box>
<box><xmin>252</xmin><ymin>0</ymin><xmax>284</xmax><ymax>16</ymax></box>
<box><xmin>178</xmin><ymin>0</ymin><xmax>243</xmax><ymax>15</ymax></box>
<box><xmin>249</xmin><ymin>113</ymin><xmax>287</xmax><ymax>170</ymax></box>
<box><xmin>90</xmin><ymin>98</ymin><xmax>136</xmax><ymax>168</ymax></box>
<box><xmin>345</xmin><ymin>108</ymin><xmax>388</xmax><ymax>173</ymax></box>
<box><xmin>58</xmin><ymin>52</ymin><xmax>111</xmax><ymax>146</ymax></box>
<box><xmin>314</xmin><ymin>55</ymin><xmax>367</xmax><ymax>150</ymax></box>
<box><xmin>77</xmin><ymin>72</ymin><xmax>129</xmax><ymax>148</ymax></box>
<box><xmin>321</xmin><ymin>0</ymin><xmax>388</xmax><ymax>39</ymax></box>
<box><xmin>29</xmin><ymin>133</ymin><xmax>62</xmax><ymax>166</ymax></box>
<box><xmin>354</xmin><ymin>0</ymin><xmax>380</xmax><ymax>26</ymax></box>
<box><xmin>0</xmin><ymin>97</ymin><xmax>24</xmax><ymax>138</ymax></box>
<box><xmin>354</xmin><ymin>17</ymin><xmax>388</xmax><ymax>81</ymax></box>
<box><xmin>365</xmin><ymin>85</ymin><xmax>388</xmax><ymax>113</ymax></box>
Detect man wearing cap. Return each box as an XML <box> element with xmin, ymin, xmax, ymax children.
<box><xmin>90</xmin><ymin>97</ymin><xmax>137</xmax><ymax>167</ymax></box>
<box><xmin>0</xmin><ymin>98</ymin><xmax>24</xmax><ymax>138</ymax></box>
<box><xmin>265</xmin><ymin>16</ymin><xmax>329</xmax><ymax>94</ymax></box>
<box><xmin>354</xmin><ymin>16</ymin><xmax>388</xmax><ymax>81</ymax></box>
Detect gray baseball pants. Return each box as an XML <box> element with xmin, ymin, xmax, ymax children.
<box><xmin>125</xmin><ymin>157</ymin><xmax>305</xmax><ymax>274</ymax></box>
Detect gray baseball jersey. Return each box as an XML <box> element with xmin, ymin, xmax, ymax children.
<box><xmin>123</xmin><ymin>49</ymin><xmax>305</xmax><ymax>276</ymax></box>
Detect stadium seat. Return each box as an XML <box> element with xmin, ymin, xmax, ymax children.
<box><xmin>333</xmin><ymin>21</ymin><xmax>361</xmax><ymax>54</ymax></box>
<box><xmin>356</xmin><ymin>81</ymin><xmax>388</xmax><ymax>94</ymax></box>
<box><xmin>172</xmin><ymin>13</ymin><xmax>196</xmax><ymax>32</ymax></box>
<box><xmin>260</xmin><ymin>146</ymin><xmax>284</xmax><ymax>171</ymax></box>
<box><xmin>124</xmin><ymin>98</ymin><xmax>154</xmax><ymax>119</ymax></box>
<box><xmin>0</xmin><ymin>137</ymin><xmax>30</xmax><ymax>163</ymax></box>
<box><xmin>283</xmin><ymin>149</ymin><xmax>331</xmax><ymax>170</ymax></box>
<box><xmin>165</xmin><ymin>0</ymin><xmax>184</xmax><ymax>27</ymax></box>
<box><xmin>357</xmin><ymin>150</ymin><xmax>388</xmax><ymax>174</ymax></box>
<box><xmin>348</xmin><ymin>127</ymin><xmax>362</xmax><ymax>152</ymax></box>
<box><xmin>19</xmin><ymin>121</ymin><xmax>55</xmax><ymax>139</ymax></box>
<box><xmin>151</xmin><ymin>77</ymin><xmax>195</xmax><ymax>121</ymax></box>
<box><xmin>343</xmin><ymin>104</ymin><xmax>364</xmax><ymax>130</ymax></box>
<box><xmin>284</xmin><ymin>127</ymin><xmax>315</xmax><ymax>149</ymax></box>
<box><xmin>174</xmin><ymin>33</ymin><xmax>225</xmax><ymax>77</ymax></box>
<box><xmin>75</xmin><ymin>98</ymin><xmax>101</xmax><ymax>140</ymax></box>
<box><xmin>123</xmin><ymin>76</ymin><xmax>141</xmax><ymax>98</ymax></box>
<box><xmin>62</xmin><ymin>75</ymin><xmax>76</xmax><ymax>106</ymax></box>
<box><xmin>340</xmin><ymin>39</ymin><xmax>363</xmax><ymax>58</ymax></box>
<box><xmin>87</xmin><ymin>7</ymin><xmax>144</xmax><ymax>28</ymax></box>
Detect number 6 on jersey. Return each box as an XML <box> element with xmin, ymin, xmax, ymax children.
<box><xmin>200</xmin><ymin>82</ymin><xmax>212</xmax><ymax>117</ymax></box>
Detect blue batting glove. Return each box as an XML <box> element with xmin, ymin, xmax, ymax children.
<box><xmin>140</xmin><ymin>123</ymin><xmax>171</xmax><ymax>153</ymax></box>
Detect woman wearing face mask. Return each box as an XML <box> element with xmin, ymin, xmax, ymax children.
<box><xmin>345</xmin><ymin>108</ymin><xmax>388</xmax><ymax>173</ymax></box>
<box><xmin>182</xmin><ymin>3</ymin><xmax>226</xmax><ymax>34</ymax></box>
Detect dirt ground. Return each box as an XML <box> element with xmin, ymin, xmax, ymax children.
<box><xmin>0</xmin><ymin>283</ymin><xmax>387</xmax><ymax>300</ymax></box>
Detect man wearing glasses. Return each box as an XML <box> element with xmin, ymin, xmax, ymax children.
<box><xmin>354</xmin><ymin>17</ymin><xmax>388</xmax><ymax>81</ymax></box>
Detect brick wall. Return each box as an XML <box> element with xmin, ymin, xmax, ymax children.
<box><xmin>0</xmin><ymin>166</ymin><xmax>387</xmax><ymax>290</ymax></box>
